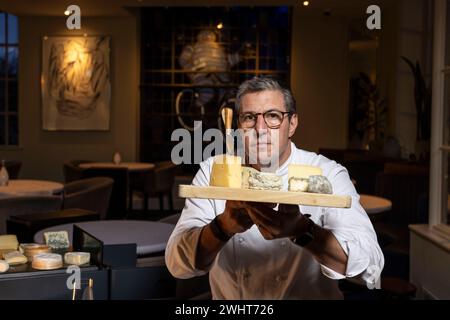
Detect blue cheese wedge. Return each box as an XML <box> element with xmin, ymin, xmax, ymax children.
<box><xmin>242</xmin><ymin>166</ymin><xmax>282</xmax><ymax>190</ymax></box>
<box><xmin>308</xmin><ymin>175</ymin><xmax>333</xmax><ymax>194</ymax></box>
<box><xmin>44</xmin><ymin>231</ymin><xmax>70</xmax><ymax>249</ymax></box>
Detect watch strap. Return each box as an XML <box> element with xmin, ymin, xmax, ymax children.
<box><xmin>210</xmin><ymin>215</ymin><xmax>232</xmax><ymax>242</ymax></box>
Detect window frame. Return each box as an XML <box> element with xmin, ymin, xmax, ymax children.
<box><xmin>0</xmin><ymin>11</ymin><xmax>19</xmax><ymax>147</ymax></box>
<box><xmin>430</xmin><ymin>0</ymin><xmax>450</xmax><ymax>232</ymax></box>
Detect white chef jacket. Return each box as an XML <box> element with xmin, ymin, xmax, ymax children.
<box><xmin>165</xmin><ymin>142</ymin><xmax>384</xmax><ymax>299</ymax></box>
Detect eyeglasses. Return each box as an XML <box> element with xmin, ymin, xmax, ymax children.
<box><xmin>238</xmin><ymin>110</ymin><xmax>292</xmax><ymax>129</ymax></box>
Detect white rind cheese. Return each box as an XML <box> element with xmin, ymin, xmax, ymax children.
<box><xmin>288</xmin><ymin>177</ymin><xmax>309</xmax><ymax>192</ymax></box>
<box><xmin>32</xmin><ymin>253</ymin><xmax>63</xmax><ymax>270</ymax></box>
<box><xmin>64</xmin><ymin>252</ymin><xmax>90</xmax><ymax>266</ymax></box>
<box><xmin>0</xmin><ymin>260</ymin><xmax>9</xmax><ymax>273</ymax></box>
<box><xmin>3</xmin><ymin>251</ymin><xmax>27</xmax><ymax>265</ymax></box>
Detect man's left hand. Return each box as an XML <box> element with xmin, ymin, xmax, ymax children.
<box><xmin>245</xmin><ymin>203</ymin><xmax>309</xmax><ymax>240</ymax></box>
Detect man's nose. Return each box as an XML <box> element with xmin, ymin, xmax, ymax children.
<box><xmin>255</xmin><ymin>114</ymin><xmax>268</xmax><ymax>133</ymax></box>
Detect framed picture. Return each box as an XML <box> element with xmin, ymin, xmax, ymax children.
<box><xmin>41</xmin><ymin>36</ymin><xmax>111</xmax><ymax>131</ymax></box>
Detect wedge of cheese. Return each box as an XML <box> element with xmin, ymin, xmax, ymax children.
<box><xmin>288</xmin><ymin>164</ymin><xmax>323</xmax><ymax>192</ymax></box>
<box><xmin>3</xmin><ymin>251</ymin><xmax>27</xmax><ymax>265</ymax></box>
<box><xmin>44</xmin><ymin>231</ymin><xmax>70</xmax><ymax>249</ymax></box>
<box><xmin>0</xmin><ymin>235</ymin><xmax>19</xmax><ymax>251</ymax></box>
<box><xmin>210</xmin><ymin>155</ymin><xmax>242</xmax><ymax>188</ymax></box>
<box><xmin>64</xmin><ymin>252</ymin><xmax>90</xmax><ymax>266</ymax></box>
<box><xmin>288</xmin><ymin>164</ymin><xmax>323</xmax><ymax>180</ymax></box>
<box><xmin>242</xmin><ymin>166</ymin><xmax>282</xmax><ymax>190</ymax></box>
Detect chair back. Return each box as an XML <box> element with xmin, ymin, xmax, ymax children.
<box><xmin>63</xmin><ymin>177</ymin><xmax>114</xmax><ymax>220</ymax></box>
<box><xmin>0</xmin><ymin>160</ymin><xmax>22</xmax><ymax>180</ymax></box>
<box><xmin>63</xmin><ymin>160</ymin><xmax>91</xmax><ymax>183</ymax></box>
<box><xmin>0</xmin><ymin>195</ymin><xmax>62</xmax><ymax>234</ymax></box>
<box><xmin>375</xmin><ymin>170</ymin><xmax>429</xmax><ymax>225</ymax></box>
<box><xmin>82</xmin><ymin>168</ymin><xmax>128</xmax><ymax>219</ymax></box>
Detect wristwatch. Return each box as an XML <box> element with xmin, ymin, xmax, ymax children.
<box><xmin>210</xmin><ymin>215</ymin><xmax>232</xmax><ymax>242</ymax></box>
<box><xmin>292</xmin><ymin>214</ymin><xmax>316</xmax><ymax>247</ymax></box>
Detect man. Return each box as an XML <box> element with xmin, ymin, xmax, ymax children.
<box><xmin>166</xmin><ymin>77</ymin><xmax>384</xmax><ymax>299</ymax></box>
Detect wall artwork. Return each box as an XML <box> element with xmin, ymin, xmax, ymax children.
<box><xmin>41</xmin><ymin>36</ymin><xmax>110</xmax><ymax>131</ymax></box>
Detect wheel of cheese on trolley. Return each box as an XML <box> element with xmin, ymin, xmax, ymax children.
<box><xmin>32</xmin><ymin>253</ymin><xmax>63</xmax><ymax>270</ymax></box>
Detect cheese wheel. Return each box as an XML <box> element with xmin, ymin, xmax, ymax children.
<box><xmin>20</xmin><ymin>244</ymin><xmax>51</xmax><ymax>261</ymax></box>
<box><xmin>3</xmin><ymin>251</ymin><xmax>28</xmax><ymax>265</ymax></box>
<box><xmin>64</xmin><ymin>252</ymin><xmax>90</xmax><ymax>266</ymax></box>
<box><xmin>19</xmin><ymin>243</ymin><xmax>41</xmax><ymax>253</ymax></box>
<box><xmin>32</xmin><ymin>253</ymin><xmax>63</xmax><ymax>270</ymax></box>
<box><xmin>0</xmin><ymin>260</ymin><xmax>9</xmax><ymax>273</ymax></box>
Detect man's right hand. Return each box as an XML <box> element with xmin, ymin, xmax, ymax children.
<box><xmin>217</xmin><ymin>201</ymin><xmax>254</xmax><ymax>237</ymax></box>
<box><xmin>196</xmin><ymin>201</ymin><xmax>253</xmax><ymax>270</ymax></box>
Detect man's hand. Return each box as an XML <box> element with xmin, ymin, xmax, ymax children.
<box><xmin>218</xmin><ymin>201</ymin><xmax>254</xmax><ymax>237</ymax></box>
<box><xmin>245</xmin><ymin>203</ymin><xmax>309</xmax><ymax>240</ymax></box>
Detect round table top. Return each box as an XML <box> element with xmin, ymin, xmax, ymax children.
<box><xmin>360</xmin><ymin>194</ymin><xmax>392</xmax><ymax>214</ymax></box>
<box><xmin>34</xmin><ymin>220</ymin><xmax>175</xmax><ymax>256</ymax></box>
<box><xmin>79</xmin><ymin>162</ymin><xmax>155</xmax><ymax>172</ymax></box>
<box><xmin>0</xmin><ymin>179</ymin><xmax>64</xmax><ymax>199</ymax></box>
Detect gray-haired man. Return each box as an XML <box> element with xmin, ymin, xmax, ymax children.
<box><xmin>166</xmin><ymin>77</ymin><xmax>384</xmax><ymax>299</ymax></box>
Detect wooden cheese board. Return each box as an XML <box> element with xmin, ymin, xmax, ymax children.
<box><xmin>179</xmin><ymin>185</ymin><xmax>352</xmax><ymax>208</ymax></box>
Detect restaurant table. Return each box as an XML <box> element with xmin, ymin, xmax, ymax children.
<box><xmin>360</xmin><ymin>194</ymin><xmax>392</xmax><ymax>221</ymax></box>
<box><xmin>34</xmin><ymin>220</ymin><xmax>175</xmax><ymax>256</ymax></box>
<box><xmin>0</xmin><ymin>179</ymin><xmax>63</xmax><ymax>199</ymax></box>
<box><xmin>79</xmin><ymin>162</ymin><xmax>155</xmax><ymax>172</ymax></box>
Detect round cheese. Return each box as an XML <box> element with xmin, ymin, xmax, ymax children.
<box><xmin>32</xmin><ymin>253</ymin><xmax>63</xmax><ymax>270</ymax></box>
<box><xmin>0</xmin><ymin>260</ymin><xmax>9</xmax><ymax>273</ymax></box>
<box><xmin>20</xmin><ymin>244</ymin><xmax>51</xmax><ymax>261</ymax></box>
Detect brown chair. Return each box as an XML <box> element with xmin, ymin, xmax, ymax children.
<box><xmin>0</xmin><ymin>160</ymin><xmax>22</xmax><ymax>180</ymax></box>
<box><xmin>129</xmin><ymin>161</ymin><xmax>177</xmax><ymax>213</ymax></box>
<box><xmin>375</xmin><ymin>169</ymin><xmax>429</xmax><ymax>225</ymax></box>
<box><xmin>62</xmin><ymin>160</ymin><xmax>92</xmax><ymax>183</ymax></box>
<box><xmin>0</xmin><ymin>196</ymin><xmax>63</xmax><ymax>235</ymax></box>
<box><xmin>63</xmin><ymin>177</ymin><xmax>114</xmax><ymax>220</ymax></box>
<box><xmin>82</xmin><ymin>168</ymin><xmax>129</xmax><ymax>220</ymax></box>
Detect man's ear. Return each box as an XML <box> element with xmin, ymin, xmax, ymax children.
<box><xmin>288</xmin><ymin>114</ymin><xmax>298</xmax><ymax>138</ymax></box>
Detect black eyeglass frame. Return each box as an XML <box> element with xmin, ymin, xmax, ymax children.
<box><xmin>237</xmin><ymin>110</ymin><xmax>293</xmax><ymax>129</ymax></box>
